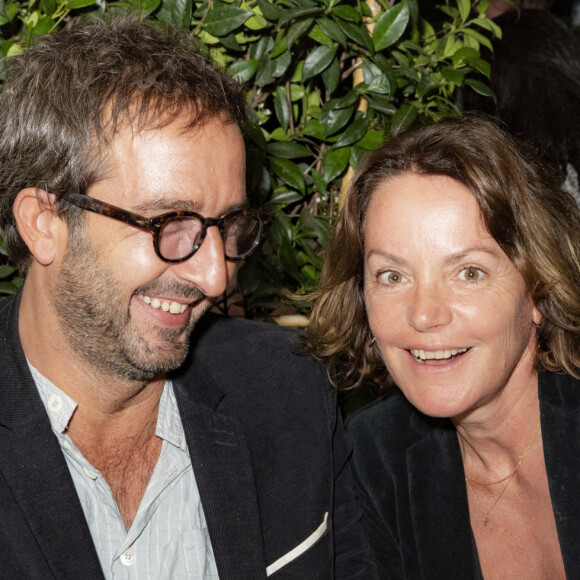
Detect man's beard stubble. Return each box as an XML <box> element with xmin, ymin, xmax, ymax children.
<box><xmin>54</xmin><ymin>230</ymin><xmax>207</xmax><ymax>383</ymax></box>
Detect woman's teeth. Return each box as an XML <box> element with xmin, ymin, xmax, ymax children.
<box><xmin>137</xmin><ymin>294</ymin><xmax>188</xmax><ymax>314</ymax></box>
<box><xmin>410</xmin><ymin>348</ymin><xmax>468</xmax><ymax>362</ymax></box>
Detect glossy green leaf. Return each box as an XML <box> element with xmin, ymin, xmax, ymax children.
<box><xmin>129</xmin><ymin>0</ymin><xmax>161</xmax><ymax>15</ymax></box>
<box><xmin>157</xmin><ymin>0</ymin><xmax>192</xmax><ymax>27</ymax></box>
<box><xmin>255</xmin><ymin>54</ymin><xmax>274</xmax><ymax>86</ymax></box>
<box><xmin>473</xmin><ymin>16</ymin><xmax>502</xmax><ymax>39</ymax></box>
<box><xmin>322</xmin><ymin>147</ymin><xmax>350</xmax><ymax>183</ymax></box>
<box><xmin>0</xmin><ymin>265</ymin><xmax>16</xmax><ymax>278</ymax></box>
<box><xmin>218</xmin><ymin>33</ymin><xmax>243</xmax><ymax>51</ymax></box>
<box><xmin>257</xmin><ymin>0</ymin><xmax>283</xmax><ymax>22</ymax></box>
<box><xmin>362</xmin><ymin>59</ymin><xmax>391</xmax><ymax>95</ymax></box>
<box><xmin>0</xmin><ymin>281</ymin><xmax>18</xmax><ymax>295</ymax></box>
<box><xmin>311</xmin><ymin>168</ymin><xmax>327</xmax><ymax>193</ymax></box>
<box><xmin>67</xmin><ymin>0</ymin><xmax>96</xmax><ymax>8</ymax></box>
<box><xmin>373</xmin><ymin>0</ymin><xmax>410</xmax><ymax>52</ymax></box>
<box><xmin>287</xmin><ymin>18</ymin><xmax>314</xmax><ymax>47</ymax></box>
<box><xmin>272</xmin><ymin>50</ymin><xmax>292</xmax><ymax>78</ymax></box>
<box><xmin>466</xmin><ymin>56</ymin><xmax>491</xmax><ymax>78</ymax></box>
<box><xmin>323</xmin><ymin>106</ymin><xmax>354</xmax><ymax>136</ymax></box>
<box><xmin>274</xmin><ymin>86</ymin><xmax>290</xmax><ymax>132</ymax></box>
<box><xmin>465</xmin><ymin>78</ymin><xmax>496</xmax><ymax>101</ymax></box>
<box><xmin>321</xmin><ymin>57</ymin><xmax>340</xmax><ymax>94</ymax></box>
<box><xmin>462</xmin><ymin>27</ymin><xmax>493</xmax><ymax>51</ymax></box>
<box><xmin>389</xmin><ymin>104</ymin><xmax>417</xmax><ymax>136</ymax></box>
<box><xmin>278</xmin><ymin>234</ymin><xmax>303</xmax><ymax>284</ymax></box>
<box><xmin>0</xmin><ymin>2</ymin><xmax>17</xmax><ymax>26</ymax></box>
<box><xmin>316</xmin><ymin>17</ymin><xmax>346</xmax><ymax>45</ymax></box>
<box><xmin>320</xmin><ymin>90</ymin><xmax>357</xmax><ymax>117</ymax></box>
<box><xmin>334</xmin><ymin>117</ymin><xmax>368</xmax><ymax>148</ymax></box>
<box><xmin>299</xmin><ymin>209</ymin><xmax>331</xmax><ymax>246</ymax></box>
<box><xmin>270</xmin><ymin>208</ymin><xmax>293</xmax><ymax>246</ymax></box>
<box><xmin>441</xmin><ymin>66</ymin><xmax>465</xmax><ymax>85</ymax></box>
<box><xmin>249</xmin><ymin>35</ymin><xmax>271</xmax><ymax>59</ymax></box>
<box><xmin>268</xmin><ymin>189</ymin><xmax>305</xmax><ymax>205</ymax></box>
<box><xmin>204</xmin><ymin>6</ymin><xmax>253</xmax><ymax>37</ymax></box>
<box><xmin>278</xmin><ymin>5</ymin><xmax>321</xmax><ymax>26</ymax></box>
<box><xmin>451</xmin><ymin>46</ymin><xmax>480</xmax><ymax>67</ymax></box>
<box><xmin>367</xmin><ymin>94</ymin><xmax>396</xmax><ymax>115</ymax></box>
<box><xmin>457</xmin><ymin>0</ymin><xmax>470</xmax><ymax>23</ymax></box>
<box><xmin>356</xmin><ymin>130</ymin><xmax>385</xmax><ymax>150</ymax></box>
<box><xmin>334</xmin><ymin>19</ymin><xmax>374</xmax><ymax>53</ymax></box>
<box><xmin>271</xmin><ymin>31</ymin><xmax>288</xmax><ymax>59</ymax></box>
<box><xmin>267</xmin><ymin>141</ymin><xmax>311</xmax><ymax>159</ymax></box>
<box><xmin>39</xmin><ymin>0</ymin><xmax>56</xmax><ymax>15</ymax></box>
<box><xmin>309</xmin><ymin>25</ymin><xmax>334</xmax><ymax>49</ymax></box>
<box><xmin>301</xmin><ymin>45</ymin><xmax>336</xmax><ymax>82</ymax></box>
<box><xmin>228</xmin><ymin>59</ymin><xmax>259</xmax><ymax>82</ymax></box>
<box><xmin>270</xmin><ymin>157</ymin><xmax>306</xmax><ymax>194</ymax></box>
<box><xmin>300</xmin><ymin>120</ymin><xmax>326</xmax><ymax>139</ymax></box>
<box><xmin>331</xmin><ymin>5</ymin><xmax>360</xmax><ymax>23</ymax></box>
<box><xmin>29</xmin><ymin>15</ymin><xmax>54</xmax><ymax>37</ymax></box>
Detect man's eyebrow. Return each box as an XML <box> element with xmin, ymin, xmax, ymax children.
<box><xmin>132</xmin><ymin>196</ymin><xmax>249</xmax><ymax>215</ymax></box>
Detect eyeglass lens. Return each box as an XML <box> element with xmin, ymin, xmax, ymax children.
<box><xmin>158</xmin><ymin>213</ymin><xmax>262</xmax><ymax>261</ymax></box>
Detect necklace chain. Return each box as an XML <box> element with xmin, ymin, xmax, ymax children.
<box><xmin>465</xmin><ymin>417</ymin><xmax>541</xmax><ymax>525</ymax></box>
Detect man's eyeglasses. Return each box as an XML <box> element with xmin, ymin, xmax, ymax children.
<box><xmin>62</xmin><ymin>192</ymin><xmax>270</xmax><ymax>264</ymax></box>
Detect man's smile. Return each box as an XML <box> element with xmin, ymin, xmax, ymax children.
<box><xmin>137</xmin><ymin>294</ymin><xmax>189</xmax><ymax>315</ymax></box>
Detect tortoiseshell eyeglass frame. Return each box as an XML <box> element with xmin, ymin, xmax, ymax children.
<box><xmin>62</xmin><ymin>192</ymin><xmax>270</xmax><ymax>264</ymax></box>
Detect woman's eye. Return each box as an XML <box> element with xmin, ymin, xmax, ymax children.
<box><xmin>379</xmin><ymin>271</ymin><xmax>404</xmax><ymax>285</ymax></box>
<box><xmin>459</xmin><ymin>266</ymin><xmax>485</xmax><ymax>281</ymax></box>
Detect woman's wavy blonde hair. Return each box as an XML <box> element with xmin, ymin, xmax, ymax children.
<box><xmin>305</xmin><ymin>115</ymin><xmax>580</xmax><ymax>389</ymax></box>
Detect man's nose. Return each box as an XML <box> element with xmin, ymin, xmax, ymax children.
<box><xmin>171</xmin><ymin>226</ymin><xmax>231</xmax><ymax>298</ymax></box>
<box><xmin>407</xmin><ymin>281</ymin><xmax>453</xmax><ymax>332</ymax></box>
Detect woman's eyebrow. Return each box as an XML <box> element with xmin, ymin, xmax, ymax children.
<box><xmin>443</xmin><ymin>246</ymin><xmax>502</xmax><ymax>265</ymax></box>
<box><xmin>365</xmin><ymin>249</ymin><xmax>408</xmax><ymax>266</ymax></box>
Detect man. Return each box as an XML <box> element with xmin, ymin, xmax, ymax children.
<box><xmin>0</xmin><ymin>16</ymin><xmax>374</xmax><ymax>579</ymax></box>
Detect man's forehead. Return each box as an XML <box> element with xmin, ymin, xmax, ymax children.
<box><xmin>91</xmin><ymin>115</ymin><xmax>246</xmax><ymax>215</ymax></box>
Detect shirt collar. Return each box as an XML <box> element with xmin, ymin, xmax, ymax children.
<box><xmin>28</xmin><ymin>362</ymin><xmax>185</xmax><ymax>450</ymax></box>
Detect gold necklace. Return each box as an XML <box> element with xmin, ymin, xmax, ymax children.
<box><xmin>465</xmin><ymin>417</ymin><xmax>541</xmax><ymax>526</ymax></box>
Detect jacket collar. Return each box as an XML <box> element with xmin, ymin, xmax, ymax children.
<box><xmin>172</xmin><ymin>369</ymin><xmax>267</xmax><ymax>579</ymax></box>
<box><xmin>405</xmin><ymin>412</ymin><xmax>480</xmax><ymax>578</ymax></box>
<box><xmin>539</xmin><ymin>370</ymin><xmax>580</xmax><ymax>578</ymax></box>
<box><xmin>0</xmin><ymin>292</ymin><xmax>105</xmax><ymax>578</ymax></box>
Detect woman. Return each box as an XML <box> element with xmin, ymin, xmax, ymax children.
<box><xmin>306</xmin><ymin>115</ymin><xmax>580</xmax><ymax>579</ymax></box>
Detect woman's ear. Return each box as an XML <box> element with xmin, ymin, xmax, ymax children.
<box><xmin>532</xmin><ymin>306</ymin><xmax>542</xmax><ymax>326</ymax></box>
<box><xmin>13</xmin><ymin>188</ymin><xmax>64</xmax><ymax>266</ymax></box>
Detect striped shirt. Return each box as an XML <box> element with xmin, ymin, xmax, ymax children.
<box><xmin>30</xmin><ymin>364</ymin><xmax>219</xmax><ymax>579</ymax></box>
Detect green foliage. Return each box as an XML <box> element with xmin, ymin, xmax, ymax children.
<box><xmin>0</xmin><ymin>0</ymin><xmax>498</xmax><ymax>316</ymax></box>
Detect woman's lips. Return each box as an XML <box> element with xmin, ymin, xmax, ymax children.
<box><xmin>409</xmin><ymin>347</ymin><xmax>470</xmax><ymax>365</ymax></box>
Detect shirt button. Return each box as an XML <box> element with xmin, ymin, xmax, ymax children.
<box><xmin>120</xmin><ymin>547</ymin><xmax>135</xmax><ymax>566</ymax></box>
<box><xmin>47</xmin><ymin>395</ymin><xmax>62</xmax><ymax>414</ymax></box>
<box><xmin>83</xmin><ymin>467</ymin><xmax>98</xmax><ymax>480</ymax></box>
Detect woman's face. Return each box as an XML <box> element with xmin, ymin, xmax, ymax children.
<box><xmin>363</xmin><ymin>173</ymin><xmax>541</xmax><ymax>419</ymax></box>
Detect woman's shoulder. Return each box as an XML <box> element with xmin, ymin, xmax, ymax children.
<box><xmin>345</xmin><ymin>389</ymin><xmax>422</xmax><ymax>453</ymax></box>
<box><xmin>539</xmin><ymin>370</ymin><xmax>580</xmax><ymax>408</ymax></box>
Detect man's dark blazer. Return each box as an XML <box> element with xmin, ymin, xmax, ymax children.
<box><xmin>0</xmin><ymin>293</ymin><xmax>376</xmax><ymax>579</ymax></box>
<box><xmin>347</xmin><ymin>371</ymin><xmax>580</xmax><ymax>579</ymax></box>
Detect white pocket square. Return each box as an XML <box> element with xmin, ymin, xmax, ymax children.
<box><xmin>266</xmin><ymin>512</ymin><xmax>329</xmax><ymax>576</ymax></box>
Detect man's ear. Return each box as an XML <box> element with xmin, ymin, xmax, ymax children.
<box><xmin>13</xmin><ymin>188</ymin><xmax>65</xmax><ymax>266</ymax></box>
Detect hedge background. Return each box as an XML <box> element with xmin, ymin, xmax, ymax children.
<box><xmin>0</xmin><ymin>0</ymin><xmax>498</xmax><ymax>318</ymax></box>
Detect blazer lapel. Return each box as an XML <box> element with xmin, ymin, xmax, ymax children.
<box><xmin>406</xmin><ymin>417</ymin><xmax>478</xmax><ymax>579</ymax></box>
<box><xmin>0</xmin><ymin>295</ymin><xmax>104</xmax><ymax>579</ymax></box>
<box><xmin>173</xmin><ymin>373</ymin><xmax>267</xmax><ymax>580</ymax></box>
<box><xmin>540</xmin><ymin>371</ymin><xmax>580</xmax><ymax>579</ymax></box>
